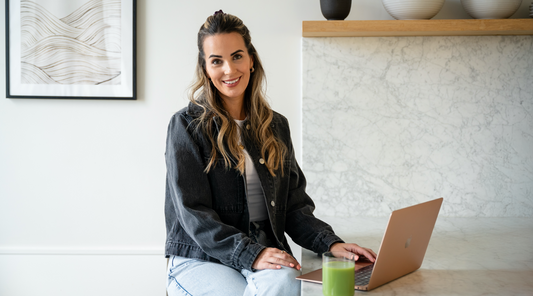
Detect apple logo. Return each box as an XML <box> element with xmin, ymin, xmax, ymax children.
<box><xmin>405</xmin><ymin>236</ymin><xmax>412</xmax><ymax>248</ymax></box>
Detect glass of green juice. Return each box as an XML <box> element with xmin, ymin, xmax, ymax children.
<box><xmin>322</xmin><ymin>251</ymin><xmax>355</xmax><ymax>296</ymax></box>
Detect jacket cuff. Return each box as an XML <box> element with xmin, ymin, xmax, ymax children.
<box><xmin>235</xmin><ymin>242</ymin><xmax>266</xmax><ymax>271</ymax></box>
<box><xmin>313</xmin><ymin>231</ymin><xmax>344</xmax><ymax>255</ymax></box>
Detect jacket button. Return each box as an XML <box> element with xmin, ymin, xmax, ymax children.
<box><xmin>271</xmin><ymin>201</ymin><xmax>275</xmax><ymax>207</ymax></box>
<box><xmin>259</xmin><ymin>158</ymin><xmax>265</xmax><ymax>164</ymax></box>
<box><xmin>246</xmin><ymin>124</ymin><xmax>251</xmax><ymax>130</ymax></box>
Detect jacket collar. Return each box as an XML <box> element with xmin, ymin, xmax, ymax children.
<box><xmin>186</xmin><ymin>100</ymin><xmax>225</xmax><ymax>139</ymax></box>
<box><xmin>187</xmin><ymin>99</ymin><xmax>249</xmax><ymax>129</ymax></box>
<box><xmin>186</xmin><ymin>101</ymin><xmax>205</xmax><ymax>118</ymax></box>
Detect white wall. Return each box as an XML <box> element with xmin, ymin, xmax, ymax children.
<box><xmin>0</xmin><ymin>0</ymin><xmax>530</xmax><ymax>295</ymax></box>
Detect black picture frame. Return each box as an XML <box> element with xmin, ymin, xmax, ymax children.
<box><xmin>5</xmin><ymin>0</ymin><xmax>136</xmax><ymax>100</ymax></box>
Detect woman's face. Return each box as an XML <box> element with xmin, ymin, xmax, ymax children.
<box><xmin>203</xmin><ymin>32</ymin><xmax>253</xmax><ymax>105</ymax></box>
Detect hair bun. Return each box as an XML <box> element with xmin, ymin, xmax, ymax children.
<box><xmin>213</xmin><ymin>10</ymin><xmax>225</xmax><ymax>16</ymax></box>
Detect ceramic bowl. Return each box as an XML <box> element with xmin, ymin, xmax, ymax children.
<box><xmin>382</xmin><ymin>0</ymin><xmax>445</xmax><ymax>20</ymax></box>
<box><xmin>460</xmin><ymin>0</ymin><xmax>523</xmax><ymax>19</ymax></box>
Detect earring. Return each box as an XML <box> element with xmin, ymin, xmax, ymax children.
<box><xmin>250</xmin><ymin>67</ymin><xmax>255</xmax><ymax>73</ymax></box>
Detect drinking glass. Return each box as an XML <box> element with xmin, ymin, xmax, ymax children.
<box><xmin>322</xmin><ymin>251</ymin><xmax>355</xmax><ymax>296</ymax></box>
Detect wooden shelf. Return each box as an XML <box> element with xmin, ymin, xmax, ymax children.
<box><xmin>302</xmin><ymin>19</ymin><xmax>533</xmax><ymax>37</ymax></box>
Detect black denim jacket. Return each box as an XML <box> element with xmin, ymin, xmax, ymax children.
<box><xmin>164</xmin><ymin>102</ymin><xmax>343</xmax><ymax>271</ymax></box>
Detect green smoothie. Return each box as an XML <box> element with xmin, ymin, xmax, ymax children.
<box><xmin>322</xmin><ymin>261</ymin><xmax>355</xmax><ymax>296</ymax></box>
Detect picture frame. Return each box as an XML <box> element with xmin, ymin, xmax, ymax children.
<box><xmin>5</xmin><ymin>0</ymin><xmax>136</xmax><ymax>100</ymax></box>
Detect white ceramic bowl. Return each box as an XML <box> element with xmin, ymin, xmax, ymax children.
<box><xmin>382</xmin><ymin>0</ymin><xmax>445</xmax><ymax>20</ymax></box>
<box><xmin>460</xmin><ymin>0</ymin><xmax>523</xmax><ymax>19</ymax></box>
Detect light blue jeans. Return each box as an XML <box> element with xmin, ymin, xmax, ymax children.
<box><xmin>167</xmin><ymin>255</ymin><xmax>302</xmax><ymax>296</ymax></box>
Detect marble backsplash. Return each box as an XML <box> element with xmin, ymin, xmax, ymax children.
<box><xmin>302</xmin><ymin>36</ymin><xmax>533</xmax><ymax>217</ymax></box>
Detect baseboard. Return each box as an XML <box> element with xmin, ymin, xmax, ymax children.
<box><xmin>0</xmin><ymin>246</ymin><xmax>165</xmax><ymax>255</ymax></box>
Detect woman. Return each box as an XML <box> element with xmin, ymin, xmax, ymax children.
<box><xmin>165</xmin><ymin>10</ymin><xmax>376</xmax><ymax>296</ymax></box>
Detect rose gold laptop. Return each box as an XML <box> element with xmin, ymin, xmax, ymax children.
<box><xmin>296</xmin><ymin>197</ymin><xmax>443</xmax><ymax>291</ymax></box>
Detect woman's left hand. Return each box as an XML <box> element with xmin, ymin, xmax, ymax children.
<box><xmin>329</xmin><ymin>242</ymin><xmax>377</xmax><ymax>262</ymax></box>
<box><xmin>252</xmin><ymin>247</ymin><xmax>302</xmax><ymax>271</ymax></box>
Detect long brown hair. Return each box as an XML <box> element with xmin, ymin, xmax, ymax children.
<box><xmin>189</xmin><ymin>11</ymin><xmax>286</xmax><ymax>176</ymax></box>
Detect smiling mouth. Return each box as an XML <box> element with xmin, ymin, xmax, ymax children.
<box><xmin>223</xmin><ymin>77</ymin><xmax>240</xmax><ymax>85</ymax></box>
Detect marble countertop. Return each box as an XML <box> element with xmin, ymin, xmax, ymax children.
<box><xmin>300</xmin><ymin>217</ymin><xmax>533</xmax><ymax>295</ymax></box>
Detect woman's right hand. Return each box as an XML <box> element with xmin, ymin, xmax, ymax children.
<box><xmin>252</xmin><ymin>248</ymin><xmax>302</xmax><ymax>271</ymax></box>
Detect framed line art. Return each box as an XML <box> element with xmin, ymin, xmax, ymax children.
<box><xmin>5</xmin><ymin>0</ymin><xmax>136</xmax><ymax>100</ymax></box>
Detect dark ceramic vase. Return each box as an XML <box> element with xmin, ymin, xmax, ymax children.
<box><xmin>320</xmin><ymin>0</ymin><xmax>352</xmax><ymax>20</ymax></box>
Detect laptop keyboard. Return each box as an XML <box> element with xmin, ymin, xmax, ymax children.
<box><xmin>354</xmin><ymin>264</ymin><xmax>374</xmax><ymax>286</ymax></box>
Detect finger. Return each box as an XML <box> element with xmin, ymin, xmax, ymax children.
<box><xmin>256</xmin><ymin>252</ymin><xmax>282</xmax><ymax>270</ymax></box>
<box><xmin>269</xmin><ymin>262</ymin><xmax>282</xmax><ymax>269</ymax></box>
<box><xmin>365</xmin><ymin>248</ymin><xmax>377</xmax><ymax>258</ymax></box>
<box><xmin>281</xmin><ymin>250</ymin><xmax>301</xmax><ymax>267</ymax></box>
<box><xmin>359</xmin><ymin>248</ymin><xmax>376</xmax><ymax>262</ymax></box>
<box><xmin>259</xmin><ymin>262</ymin><xmax>282</xmax><ymax>270</ymax></box>
<box><xmin>272</xmin><ymin>249</ymin><xmax>301</xmax><ymax>270</ymax></box>
<box><xmin>272</xmin><ymin>250</ymin><xmax>293</xmax><ymax>264</ymax></box>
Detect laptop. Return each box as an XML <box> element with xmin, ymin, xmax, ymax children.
<box><xmin>296</xmin><ymin>197</ymin><xmax>443</xmax><ymax>291</ymax></box>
